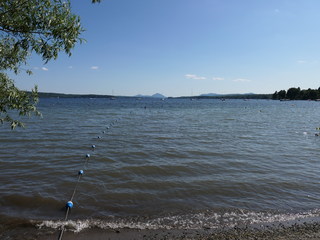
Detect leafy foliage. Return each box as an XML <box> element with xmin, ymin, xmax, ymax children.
<box><xmin>0</xmin><ymin>73</ymin><xmax>40</xmax><ymax>129</ymax></box>
<box><xmin>0</xmin><ymin>0</ymin><xmax>99</xmax><ymax>129</ymax></box>
<box><xmin>0</xmin><ymin>0</ymin><xmax>85</xmax><ymax>74</ymax></box>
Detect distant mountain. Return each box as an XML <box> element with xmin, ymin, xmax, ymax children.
<box><xmin>152</xmin><ymin>93</ymin><xmax>166</xmax><ymax>98</ymax></box>
<box><xmin>200</xmin><ymin>93</ymin><xmax>222</xmax><ymax>97</ymax></box>
<box><xmin>36</xmin><ymin>91</ymin><xmax>167</xmax><ymax>99</ymax></box>
<box><xmin>134</xmin><ymin>93</ymin><xmax>166</xmax><ymax>98</ymax></box>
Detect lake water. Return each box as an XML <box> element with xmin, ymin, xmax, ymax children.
<box><xmin>1</xmin><ymin>98</ymin><xmax>320</xmax><ymax>234</ymax></box>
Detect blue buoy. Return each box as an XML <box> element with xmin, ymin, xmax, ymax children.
<box><xmin>78</xmin><ymin>170</ymin><xmax>84</xmax><ymax>175</ymax></box>
<box><xmin>66</xmin><ymin>201</ymin><xmax>73</xmax><ymax>208</ymax></box>
<box><xmin>86</xmin><ymin>153</ymin><xmax>90</xmax><ymax>158</ymax></box>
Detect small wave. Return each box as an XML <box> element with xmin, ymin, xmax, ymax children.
<box><xmin>1</xmin><ymin>194</ymin><xmax>61</xmax><ymax>210</ymax></box>
<box><xmin>36</xmin><ymin>208</ymin><xmax>320</xmax><ymax>233</ymax></box>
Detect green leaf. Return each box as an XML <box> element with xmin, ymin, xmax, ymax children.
<box><xmin>0</xmin><ymin>0</ymin><xmax>98</xmax><ymax>129</ymax></box>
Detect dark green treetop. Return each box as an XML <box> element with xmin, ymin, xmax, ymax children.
<box><xmin>272</xmin><ymin>87</ymin><xmax>320</xmax><ymax>100</ymax></box>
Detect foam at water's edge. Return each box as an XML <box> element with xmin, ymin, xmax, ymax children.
<box><xmin>36</xmin><ymin>209</ymin><xmax>320</xmax><ymax>233</ymax></box>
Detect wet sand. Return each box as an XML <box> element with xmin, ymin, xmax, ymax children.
<box><xmin>3</xmin><ymin>220</ymin><xmax>320</xmax><ymax>240</ymax></box>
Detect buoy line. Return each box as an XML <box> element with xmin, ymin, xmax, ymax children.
<box><xmin>57</xmin><ymin>118</ymin><xmax>122</xmax><ymax>240</ymax></box>
<box><xmin>57</xmin><ymin>154</ymin><xmax>91</xmax><ymax>240</ymax></box>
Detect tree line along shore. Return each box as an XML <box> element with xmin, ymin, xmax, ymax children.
<box><xmin>272</xmin><ymin>87</ymin><xmax>320</xmax><ymax>101</ymax></box>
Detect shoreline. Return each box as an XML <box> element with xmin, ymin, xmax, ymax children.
<box><xmin>3</xmin><ymin>220</ymin><xmax>320</xmax><ymax>239</ymax></box>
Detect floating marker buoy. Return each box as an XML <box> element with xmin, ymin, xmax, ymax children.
<box><xmin>56</xmin><ymin>113</ymin><xmax>131</xmax><ymax>240</ymax></box>
<box><xmin>66</xmin><ymin>201</ymin><xmax>73</xmax><ymax>209</ymax></box>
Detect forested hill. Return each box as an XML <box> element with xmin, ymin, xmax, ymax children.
<box><xmin>175</xmin><ymin>93</ymin><xmax>273</xmax><ymax>99</ymax></box>
<box><xmin>272</xmin><ymin>87</ymin><xmax>320</xmax><ymax>100</ymax></box>
<box><xmin>36</xmin><ymin>92</ymin><xmax>115</xmax><ymax>98</ymax></box>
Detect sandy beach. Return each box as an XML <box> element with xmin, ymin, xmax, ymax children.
<box><xmin>3</xmin><ymin>220</ymin><xmax>320</xmax><ymax>240</ymax></box>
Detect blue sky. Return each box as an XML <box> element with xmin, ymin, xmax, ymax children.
<box><xmin>13</xmin><ymin>0</ymin><xmax>320</xmax><ymax>97</ymax></box>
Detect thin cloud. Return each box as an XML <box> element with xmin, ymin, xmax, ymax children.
<box><xmin>185</xmin><ymin>74</ymin><xmax>206</xmax><ymax>80</ymax></box>
<box><xmin>233</xmin><ymin>78</ymin><xmax>251</xmax><ymax>82</ymax></box>
<box><xmin>274</xmin><ymin>9</ymin><xmax>280</xmax><ymax>14</ymax></box>
<box><xmin>68</xmin><ymin>66</ymin><xmax>73</xmax><ymax>69</ymax></box>
<box><xmin>91</xmin><ymin>66</ymin><xmax>99</xmax><ymax>70</ymax></box>
<box><xmin>212</xmin><ymin>77</ymin><xmax>224</xmax><ymax>81</ymax></box>
<box><xmin>42</xmin><ymin>67</ymin><xmax>49</xmax><ymax>71</ymax></box>
<box><xmin>297</xmin><ymin>60</ymin><xmax>307</xmax><ymax>64</ymax></box>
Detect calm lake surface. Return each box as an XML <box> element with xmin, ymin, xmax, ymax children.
<box><xmin>1</xmin><ymin>98</ymin><xmax>320</xmax><ymax>232</ymax></box>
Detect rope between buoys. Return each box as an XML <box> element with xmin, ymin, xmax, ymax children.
<box><xmin>57</xmin><ymin>118</ymin><xmax>122</xmax><ymax>240</ymax></box>
<box><xmin>58</xmin><ymin>159</ymin><xmax>87</xmax><ymax>240</ymax></box>
<box><xmin>57</xmin><ymin>207</ymin><xmax>70</xmax><ymax>240</ymax></box>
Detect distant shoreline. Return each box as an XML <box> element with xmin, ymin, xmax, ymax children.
<box><xmin>33</xmin><ymin>92</ymin><xmax>273</xmax><ymax>100</ymax></box>
<box><xmin>36</xmin><ymin>92</ymin><xmax>116</xmax><ymax>99</ymax></box>
<box><xmin>172</xmin><ymin>93</ymin><xmax>272</xmax><ymax>100</ymax></box>
<box><xmin>32</xmin><ymin>92</ymin><xmax>320</xmax><ymax>100</ymax></box>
